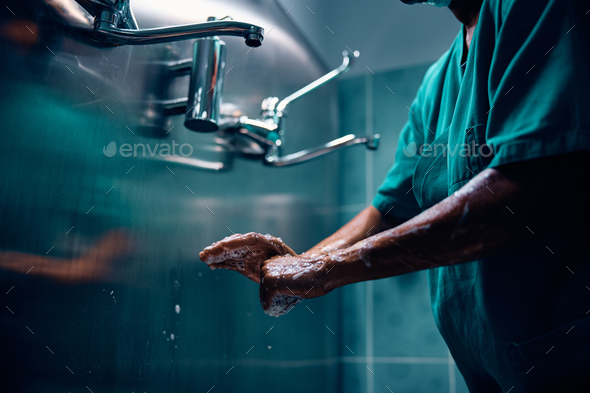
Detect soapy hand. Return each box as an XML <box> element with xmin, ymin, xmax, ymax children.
<box><xmin>259</xmin><ymin>254</ymin><xmax>331</xmax><ymax>317</ymax></box>
<box><xmin>199</xmin><ymin>232</ymin><xmax>297</xmax><ymax>283</ymax></box>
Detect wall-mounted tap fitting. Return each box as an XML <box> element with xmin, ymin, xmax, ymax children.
<box><xmin>184</xmin><ymin>35</ymin><xmax>227</xmax><ymax>132</ymax></box>
<box><xmin>222</xmin><ymin>50</ymin><xmax>381</xmax><ymax>166</ymax></box>
<box><xmin>42</xmin><ymin>0</ymin><xmax>264</xmax><ymax>48</ymax></box>
<box><xmin>158</xmin><ymin>50</ymin><xmax>380</xmax><ymax>167</ymax></box>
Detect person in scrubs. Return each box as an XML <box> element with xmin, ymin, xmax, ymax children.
<box><xmin>201</xmin><ymin>0</ymin><xmax>590</xmax><ymax>390</ymax></box>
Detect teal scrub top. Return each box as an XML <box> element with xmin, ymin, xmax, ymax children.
<box><xmin>372</xmin><ymin>0</ymin><xmax>590</xmax><ymax>390</ymax></box>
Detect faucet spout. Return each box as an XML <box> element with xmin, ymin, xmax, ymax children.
<box><xmin>94</xmin><ymin>9</ymin><xmax>264</xmax><ymax>47</ymax></box>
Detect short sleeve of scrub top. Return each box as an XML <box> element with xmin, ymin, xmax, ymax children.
<box><xmin>446</xmin><ymin>0</ymin><xmax>590</xmax><ymax>194</ymax></box>
<box><xmin>372</xmin><ymin>0</ymin><xmax>590</xmax><ymax>390</ymax></box>
<box><xmin>480</xmin><ymin>0</ymin><xmax>590</xmax><ymax>171</ymax></box>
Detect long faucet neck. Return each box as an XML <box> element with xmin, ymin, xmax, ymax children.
<box><xmin>93</xmin><ymin>8</ymin><xmax>264</xmax><ymax>47</ymax></box>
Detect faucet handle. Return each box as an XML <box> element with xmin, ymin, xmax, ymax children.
<box><xmin>275</xmin><ymin>49</ymin><xmax>360</xmax><ymax>112</ymax></box>
<box><xmin>367</xmin><ymin>134</ymin><xmax>380</xmax><ymax>150</ymax></box>
<box><xmin>261</xmin><ymin>97</ymin><xmax>280</xmax><ymax>112</ymax></box>
<box><xmin>264</xmin><ymin>133</ymin><xmax>379</xmax><ymax>167</ymax></box>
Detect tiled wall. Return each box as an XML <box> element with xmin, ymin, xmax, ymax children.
<box><xmin>335</xmin><ymin>64</ymin><xmax>471</xmax><ymax>393</ymax></box>
<box><xmin>0</xmin><ymin>2</ymin><xmax>344</xmax><ymax>388</ymax></box>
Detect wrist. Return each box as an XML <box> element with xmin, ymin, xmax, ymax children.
<box><xmin>303</xmin><ymin>244</ymin><xmax>336</xmax><ymax>257</ymax></box>
<box><xmin>320</xmin><ymin>247</ymin><xmax>363</xmax><ymax>292</ymax></box>
<box><xmin>314</xmin><ymin>252</ymin><xmax>336</xmax><ymax>294</ymax></box>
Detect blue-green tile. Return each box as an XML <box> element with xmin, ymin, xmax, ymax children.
<box><xmin>373</xmin><ymin>272</ymin><xmax>449</xmax><ymax>358</ymax></box>
<box><xmin>374</xmin><ymin>363</ymin><xmax>449</xmax><ymax>393</ymax></box>
<box><xmin>337</xmin><ymin>76</ymin><xmax>368</xmax><ymax>206</ymax></box>
<box><xmin>341</xmin><ymin>362</ymin><xmax>368</xmax><ymax>393</ymax></box>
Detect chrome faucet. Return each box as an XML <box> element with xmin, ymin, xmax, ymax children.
<box><xmin>42</xmin><ymin>0</ymin><xmax>264</xmax><ymax>47</ymax></box>
<box><xmin>184</xmin><ymin>35</ymin><xmax>227</xmax><ymax>132</ymax></box>
<box><xmin>159</xmin><ymin>50</ymin><xmax>380</xmax><ymax>167</ymax></box>
<box><xmin>93</xmin><ymin>7</ymin><xmax>264</xmax><ymax>47</ymax></box>
<box><xmin>219</xmin><ymin>50</ymin><xmax>380</xmax><ymax>166</ymax></box>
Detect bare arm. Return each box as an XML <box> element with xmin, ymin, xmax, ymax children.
<box><xmin>200</xmin><ymin>205</ymin><xmax>405</xmax><ymax>283</ymax></box>
<box><xmin>260</xmin><ymin>152</ymin><xmax>588</xmax><ymax>308</ymax></box>
<box><xmin>303</xmin><ymin>206</ymin><xmax>404</xmax><ymax>256</ymax></box>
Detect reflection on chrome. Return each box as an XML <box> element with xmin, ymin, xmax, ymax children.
<box><xmin>160</xmin><ymin>155</ymin><xmax>226</xmax><ymax>171</ymax></box>
<box><xmin>41</xmin><ymin>0</ymin><xmax>265</xmax><ymax>47</ymax></box>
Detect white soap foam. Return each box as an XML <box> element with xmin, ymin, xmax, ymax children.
<box><xmin>330</xmin><ymin>253</ymin><xmax>346</xmax><ymax>262</ymax></box>
<box><xmin>292</xmin><ymin>270</ymin><xmax>310</xmax><ymax>280</ymax></box>
<box><xmin>264</xmin><ymin>294</ymin><xmax>302</xmax><ymax>317</ymax></box>
<box><xmin>203</xmin><ymin>247</ymin><xmax>249</xmax><ymax>266</ymax></box>
<box><xmin>266</xmin><ymin>260</ymin><xmax>323</xmax><ymax>278</ymax></box>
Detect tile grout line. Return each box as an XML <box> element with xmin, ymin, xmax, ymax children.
<box><xmin>340</xmin><ymin>66</ymin><xmax>456</xmax><ymax>391</ymax></box>
<box><xmin>365</xmin><ymin>69</ymin><xmax>374</xmax><ymax>205</ymax></box>
<box><xmin>365</xmin><ymin>72</ymin><xmax>375</xmax><ymax>393</ymax></box>
<box><xmin>448</xmin><ymin>349</ymin><xmax>456</xmax><ymax>393</ymax></box>
<box><xmin>341</xmin><ymin>356</ymin><xmax>452</xmax><ymax>364</ymax></box>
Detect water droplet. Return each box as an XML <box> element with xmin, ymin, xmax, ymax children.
<box><xmin>170</xmin><ymin>333</ymin><xmax>175</xmax><ymax>340</ymax></box>
<box><xmin>267</xmin><ymin>346</ymin><xmax>272</xmax><ymax>349</ymax></box>
<box><xmin>175</xmin><ymin>304</ymin><xmax>180</xmax><ymax>314</ymax></box>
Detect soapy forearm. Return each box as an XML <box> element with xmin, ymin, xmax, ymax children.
<box><xmin>303</xmin><ymin>206</ymin><xmax>387</xmax><ymax>256</ymax></box>
<box><xmin>325</xmin><ymin>160</ymin><xmax>577</xmax><ymax>290</ymax></box>
<box><xmin>258</xmin><ymin>153</ymin><xmax>587</xmax><ymax>316</ymax></box>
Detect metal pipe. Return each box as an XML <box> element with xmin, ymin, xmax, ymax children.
<box><xmin>159</xmin><ymin>155</ymin><xmax>226</xmax><ymax>171</ymax></box>
<box><xmin>264</xmin><ymin>134</ymin><xmax>379</xmax><ymax>167</ymax></box>
<box><xmin>166</xmin><ymin>59</ymin><xmax>193</xmax><ymax>76</ymax></box>
<box><xmin>275</xmin><ymin>50</ymin><xmax>359</xmax><ymax>112</ymax></box>
<box><xmin>94</xmin><ymin>9</ymin><xmax>264</xmax><ymax>47</ymax></box>
<box><xmin>161</xmin><ymin>98</ymin><xmax>189</xmax><ymax>116</ymax></box>
<box><xmin>184</xmin><ymin>37</ymin><xmax>227</xmax><ymax>132</ymax></box>
<box><xmin>38</xmin><ymin>0</ymin><xmax>264</xmax><ymax>48</ymax></box>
